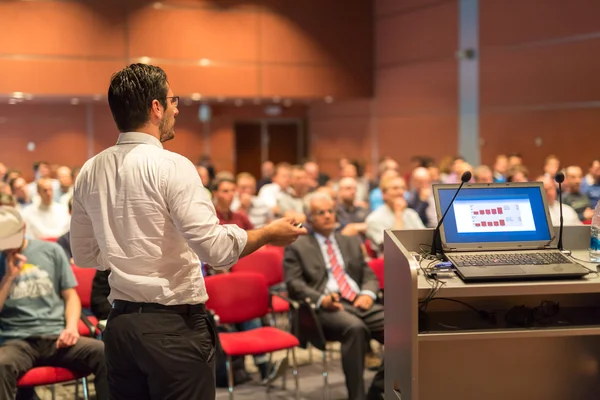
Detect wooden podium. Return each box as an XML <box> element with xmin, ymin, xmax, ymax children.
<box><xmin>384</xmin><ymin>226</ymin><xmax>600</xmax><ymax>400</ymax></box>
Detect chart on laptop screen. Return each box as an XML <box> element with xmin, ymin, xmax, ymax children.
<box><xmin>453</xmin><ymin>199</ymin><xmax>537</xmax><ymax>233</ymax></box>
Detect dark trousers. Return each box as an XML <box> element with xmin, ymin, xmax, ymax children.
<box><xmin>103</xmin><ymin>301</ymin><xmax>217</xmax><ymax>400</ymax></box>
<box><xmin>0</xmin><ymin>336</ymin><xmax>108</xmax><ymax>400</ymax></box>
<box><xmin>318</xmin><ymin>301</ymin><xmax>384</xmax><ymax>400</ymax></box>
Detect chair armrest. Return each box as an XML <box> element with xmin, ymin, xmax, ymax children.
<box><xmin>80</xmin><ymin>315</ymin><xmax>97</xmax><ymax>337</ymax></box>
<box><xmin>290</xmin><ymin>297</ymin><xmax>328</xmax><ymax>351</ymax></box>
<box><xmin>269</xmin><ymin>290</ymin><xmax>299</xmax><ymax>310</ymax></box>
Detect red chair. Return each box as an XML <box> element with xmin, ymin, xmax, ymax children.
<box><xmin>71</xmin><ymin>264</ymin><xmax>100</xmax><ymax>337</ymax></box>
<box><xmin>205</xmin><ymin>273</ymin><xmax>300</xmax><ymax>399</ymax></box>
<box><xmin>368</xmin><ymin>257</ymin><xmax>384</xmax><ymax>289</ymax></box>
<box><xmin>364</xmin><ymin>239</ymin><xmax>378</xmax><ymax>259</ymax></box>
<box><xmin>41</xmin><ymin>237</ymin><xmax>58</xmax><ymax>242</ymax></box>
<box><xmin>18</xmin><ymin>366</ymin><xmax>90</xmax><ymax>399</ymax></box>
<box><xmin>584</xmin><ymin>220</ymin><xmax>592</xmax><ymax>225</ymax></box>
<box><xmin>231</xmin><ymin>248</ymin><xmax>290</xmax><ymax>314</ymax></box>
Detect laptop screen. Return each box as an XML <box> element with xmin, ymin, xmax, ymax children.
<box><xmin>436</xmin><ymin>185</ymin><xmax>552</xmax><ymax>245</ymax></box>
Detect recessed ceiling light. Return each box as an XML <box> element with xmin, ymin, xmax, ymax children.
<box><xmin>12</xmin><ymin>92</ymin><xmax>24</xmax><ymax>99</ymax></box>
<box><xmin>71</xmin><ymin>98</ymin><xmax>79</xmax><ymax>105</ymax></box>
<box><xmin>199</xmin><ymin>58</ymin><xmax>211</xmax><ymax>67</ymax></box>
<box><xmin>140</xmin><ymin>56</ymin><xmax>151</xmax><ymax>64</ymax></box>
<box><xmin>92</xmin><ymin>94</ymin><xmax>102</xmax><ymax>101</ymax></box>
<box><xmin>324</xmin><ymin>96</ymin><xmax>334</xmax><ymax>103</ymax></box>
<box><xmin>191</xmin><ymin>93</ymin><xmax>202</xmax><ymax>101</ymax></box>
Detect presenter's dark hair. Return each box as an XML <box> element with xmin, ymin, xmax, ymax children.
<box><xmin>108</xmin><ymin>63</ymin><xmax>169</xmax><ymax>132</ymax></box>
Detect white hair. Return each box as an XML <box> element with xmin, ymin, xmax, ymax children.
<box><xmin>303</xmin><ymin>191</ymin><xmax>334</xmax><ymax>215</ymax></box>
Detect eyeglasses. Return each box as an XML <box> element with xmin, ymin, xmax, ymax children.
<box><xmin>313</xmin><ymin>209</ymin><xmax>334</xmax><ymax>216</ymax></box>
<box><xmin>166</xmin><ymin>96</ymin><xmax>179</xmax><ymax>107</ymax></box>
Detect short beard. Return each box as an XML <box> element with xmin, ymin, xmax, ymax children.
<box><xmin>158</xmin><ymin>117</ymin><xmax>174</xmax><ymax>143</ymax></box>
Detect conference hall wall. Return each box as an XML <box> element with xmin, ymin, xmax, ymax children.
<box><xmin>0</xmin><ymin>0</ymin><xmax>372</xmax><ymax>179</ymax></box>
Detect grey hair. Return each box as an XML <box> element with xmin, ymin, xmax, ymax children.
<box><xmin>303</xmin><ymin>191</ymin><xmax>334</xmax><ymax>215</ymax></box>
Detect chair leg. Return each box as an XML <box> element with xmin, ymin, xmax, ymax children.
<box><xmin>226</xmin><ymin>356</ymin><xmax>235</xmax><ymax>400</ymax></box>
<box><xmin>322</xmin><ymin>350</ymin><xmax>329</xmax><ymax>400</ymax></box>
<box><xmin>81</xmin><ymin>377</ymin><xmax>90</xmax><ymax>400</ymax></box>
<box><xmin>75</xmin><ymin>379</ymin><xmax>79</xmax><ymax>398</ymax></box>
<box><xmin>281</xmin><ymin>350</ymin><xmax>288</xmax><ymax>390</ymax></box>
<box><xmin>291</xmin><ymin>347</ymin><xmax>300</xmax><ymax>400</ymax></box>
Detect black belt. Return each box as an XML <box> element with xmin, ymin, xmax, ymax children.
<box><xmin>112</xmin><ymin>300</ymin><xmax>207</xmax><ymax>315</ymax></box>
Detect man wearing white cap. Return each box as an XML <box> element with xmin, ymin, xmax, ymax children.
<box><xmin>0</xmin><ymin>207</ymin><xmax>108</xmax><ymax>400</ymax></box>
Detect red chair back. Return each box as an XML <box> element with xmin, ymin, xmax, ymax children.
<box><xmin>584</xmin><ymin>219</ymin><xmax>592</xmax><ymax>225</ymax></box>
<box><xmin>368</xmin><ymin>257</ymin><xmax>384</xmax><ymax>289</ymax></box>
<box><xmin>364</xmin><ymin>239</ymin><xmax>378</xmax><ymax>259</ymax></box>
<box><xmin>205</xmin><ymin>273</ymin><xmax>269</xmax><ymax>324</ymax></box>
<box><xmin>71</xmin><ymin>264</ymin><xmax>96</xmax><ymax>309</ymax></box>
<box><xmin>231</xmin><ymin>247</ymin><xmax>283</xmax><ymax>287</ymax></box>
<box><xmin>42</xmin><ymin>237</ymin><xmax>58</xmax><ymax>242</ymax></box>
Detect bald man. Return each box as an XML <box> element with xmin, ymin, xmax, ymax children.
<box><xmin>406</xmin><ymin>167</ymin><xmax>437</xmax><ymax>228</ymax></box>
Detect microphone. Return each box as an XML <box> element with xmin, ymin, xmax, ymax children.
<box><xmin>430</xmin><ymin>171</ymin><xmax>472</xmax><ymax>258</ymax></box>
<box><xmin>555</xmin><ymin>171</ymin><xmax>565</xmax><ymax>251</ymax></box>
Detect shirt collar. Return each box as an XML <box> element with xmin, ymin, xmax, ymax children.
<box><xmin>314</xmin><ymin>231</ymin><xmax>335</xmax><ymax>245</ymax></box>
<box><xmin>116</xmin><ymin>132</ymin><xmax>163</xmax><ymax>149</ymax></box>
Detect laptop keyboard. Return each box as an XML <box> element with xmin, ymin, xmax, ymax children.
<box><xmin>451</xmin><ymin>252</ymin><xmax>574</xmax><ymax>267</ymax></box>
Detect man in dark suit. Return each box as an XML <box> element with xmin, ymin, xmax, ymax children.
<box><xmin>284</xmin><ymin>192</ymin><xmax>384</xmax><ymax>400</ymax></box>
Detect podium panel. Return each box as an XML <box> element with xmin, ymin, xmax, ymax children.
<box><xmin>384</xmin><ymin>226</ymin><xmax>600</xmax><ymax>400</ymax></box>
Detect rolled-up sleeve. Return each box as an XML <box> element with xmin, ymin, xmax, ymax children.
<box><xmin>164</xmin><ymin>157</ymin><xmax>248</xmax><ymax>269</ymax></box>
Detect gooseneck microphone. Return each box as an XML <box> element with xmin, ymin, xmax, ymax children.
<box><xmin>430</xmin><ymin>171</ymin><xmax>472</xmax><ymax>259</ymax></box>
<box><xmin>555</xmin><ymin>171</ymin><xmax>565</xmax><ymax>251</ymax></box>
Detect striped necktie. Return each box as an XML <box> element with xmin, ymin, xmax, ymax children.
<box><xmin>325</xmin><ymin>239</ymin><xmax>357</xmax><ymax>302</ymax></box>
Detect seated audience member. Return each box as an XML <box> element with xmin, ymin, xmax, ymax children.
<box><xmin>9</xmin><ymin>177</ymin><xmax>33</xmax><ymax>210</ymax></box>
<box><xmin>0</xmin><ymin>163</ymin><xmax>5</xmax><ymax>183</ymax></box>
<box><xmin>213</xmin><ymin>176</ymin><xmax>253</xmax><ymax>230</ymax></box>
<box><xmin>406</xmin><ymin>167</ymin><xmax>437</xmax><ymax>228</ymax></box>
<box><xmin>231</xmin><ymin>172</ymin><xmax>271</xmax><ymax>228</ymax></box>
<box><xmin>442</xmin><ymin>156</ymin><xmax>466</xmax><ymax>183</ymax></box>
<box><xmin>493</xmin><ymin>154</ymin><xmax>508</xmax><ymax>182</ymax></box>
<box><xmin>473</xmin><ymin>165</ymin><xmax>494</xmax><ymax>184</ymax></box>
<box><xmin>21</xmin><ymin>177</ymin><xmax>70</xmax><ymax>240</ymax></box>
<box><xmin>257</xmin><ymin>160</ymin><xmax>274</xmax><ymax>192</ymax></box>
<box><xmin>581</xmin><ymin>159</ymin><xmax>600</xmax><ymax>208</ymax></box>
<box><xmin>277</xmin><ymin>165</ymin><xmax>310</xmax><ymax>221</ymax></box>
<box><xmin>506</xmin><ymin>165</ymin><xmax>529</xmax><ymax>183</ymax></box>
<box><xmin>0</xmin><ymin>206</ymin><xmax>108</xmax><ymax>400</ymax></box>
<box><xmin>366</xmin><ymin>176</ymin><xmax>425</xmax><ymax>253</ymax></box>
<box><xmin>336</xmin><ymin>177</ymin><xmax>368</xmax><ymax>236</ymax></box>
<box><xmin>258</xmin><ymin>162</ymin><xmax>292</xmax><ymax>210</ymax></box>
<box><xmin>283</xmin><ymin>192</ymin><xmax>384</xmax><ymax>400</ymax></box>
<box><xmin>334</xmin><ymin>162</ymin><xmax>369</xmax><ymax>205</ymax></box>
<box><xmin>0</xmin><ymin>183</ymin><xmax>10</xmax><ymax>197</ymax></box>
<box><xmin>56</xmin><ymin>166</ymin><xmax>73</xmax><ymax>206</ymax></box>
<box><xmin>563</xmin><ymin>166</ymin><xmax>594</xmax><ymax>222</ymax></box>
<box><xmin>507</xmin><ymin>152</ymin><xmax>523</xmax><ymax>169</ymax></box>
<box><xmin>369</xmin><ymin>168</ymin><xmax>398</xmax><ymax>211</ymax></box>
<box><xmin>304</xmin><ymin>160</ymin><xmax>330</xmax><ymax>188</ymax></box>
<box><xmin>543</xmin><ymin>155</ymin><xmax>560</xmax><ymax>179</ymax></box>
<box><xmin>27</xmin><ymin>161</ymin><xmax>61</xmax><ymax>203</ymax></box>
<box><xmin>541</xmin><ymin>176</ymin><xmax>581</xmax><ymax>226</ymax></box>
<box><xmin>4</xmin><ymin>170</ymin><xmax>22</xmax><ymax>185</ymax></box>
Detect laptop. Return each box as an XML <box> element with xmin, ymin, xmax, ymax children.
<box><xmin>432</xmin><ymin>182</ymin><xmax>589</xmax><ymax>282</ymax></box>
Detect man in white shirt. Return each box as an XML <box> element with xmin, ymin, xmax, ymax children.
<box><xmin>541</xmin><ymin>176</ymin><xmax>581</xmax><ymax>226</ymax></box>
<box><xmin>366</xmin><ymin>176</ymin><xmax>425</xmax><ymax>254</ymax></box>
<box><xmin>21</xmin><ymin>177</ymin><xmax>70</xmax><ymax>240</ymax></box>
<box><xmin>70</xmin><ymin>63</ymin><xmax>306</xmax><ymax>400</ymax></box>
<box><xmin>257</xmin><ymin>162</ymin><xmax>292</xmax><ymax>209</ymax></box>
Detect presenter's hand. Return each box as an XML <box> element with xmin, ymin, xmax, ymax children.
<box><xmin>353</xmin><ymin>295</ymin><xmax>374</xmax><ymax>311</ymax></box>
<box><xmin>266</xmin><ymin>218</ymin><xmax>308</xmax><ymax>246</ymax></box>
<box><xmin>56</xmin><ymin>327</ymin><xmax>80</xmax><ymax>349</ymax></box>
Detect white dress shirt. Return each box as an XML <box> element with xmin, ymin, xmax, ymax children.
<box><xmin>21</xmin><ymin>202</ymin><xmax>70</xmax><ymax>240</ymax></box>
<box><xmin>71</xmin><ymin>132</ymin><xmax>248</xmax><ymax>306</ymax></box>
<box><xmin>257</xmin><ymin>183</ymin><xmax>282</xmax><ymax>208</ymax></box>
<box><xmin>548</xmin><ymin>202</ymin><xmax>582</xmax><ymax>227</ymax></box>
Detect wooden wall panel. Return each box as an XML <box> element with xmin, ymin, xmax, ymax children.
<box><xmin>480</xmin><ymin>109</ymin><xmax>600</xmax><ymax>176</ymax></box>
<box><xmin>375</xmin><ymin>0</ymin><xmax>452</xmax><ymax>16</ymax></box>
<box><xmin>0</xmin><ymin>105</ymin><xmax>88</xmax><ymax>181</ymax></box>
<box><xmin>0</xmin><ymin>60</ymin><xmax>125</xmax><ymax>95</ymax></box>
<box><xmin>0</xmin><ymin>0</ymin><xmax>372</xmax><ymax>99</ymax></box>
<box><xmin>0</xmin><ymin>0</ymin><xmax>126</xmax><ymax>58</ymax></box>
<box><xmin>480</xmin><ymin>39</ymin><xmax>600</xmax><ymax>107</ymax></box>
<box><xmin>377</xmin><ymin>0</ymin><xmax>457</xmax><ymax>66</ymax></box>
<box><xmin>480</xmin><ymin>0</ymin><xmax>600</xmax><ymax>46</ymax></box>
<box><xmin>376</xmin><ymin>60</ymin><xmax>458</xmax><ymax>115</ymax></box>
<box><xmin>377</xmin><ymin>115</ymin><xmax>458</xmax><ymax>170</ymax></box>
<box><xmin>127</xmin><ymin>7</ymin><xmax>259</xmax><ymax>62</ymax></box>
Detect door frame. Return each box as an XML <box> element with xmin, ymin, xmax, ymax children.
<box><xmin>234</xmin><ymin>118</ymin><xmax>306</xmax><ymax>168</ymax></box>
